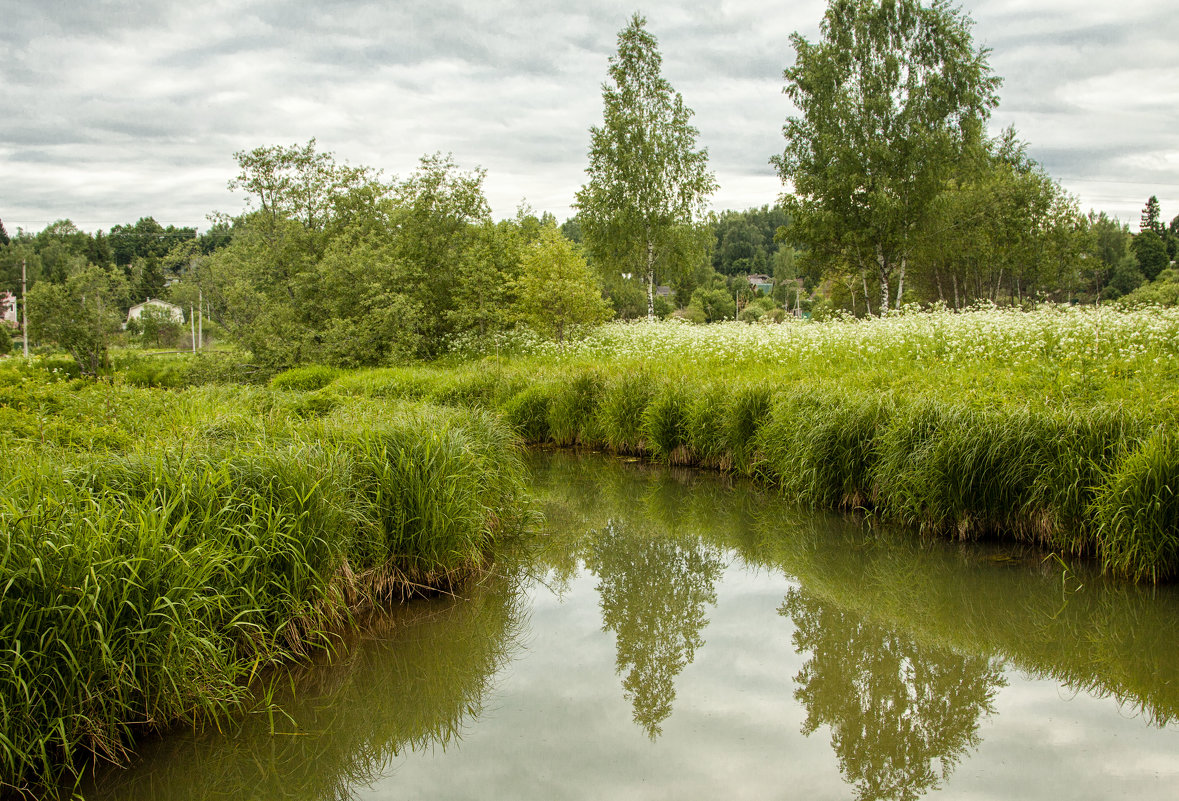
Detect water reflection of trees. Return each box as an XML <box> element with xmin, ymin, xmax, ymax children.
<box><xmin>82</xmin><ymin>576</ymin><xmax>525</xmax><ymax>801</ymax></box>
<box><xmin>783</xmin><ymin>587</ymin><xmax>1005</xmax><ymax>801</ymax></box>
<box><xmin>586</xmin><ymin>519</ymin><xmax>725</xmax><ymax>738</ymax></box>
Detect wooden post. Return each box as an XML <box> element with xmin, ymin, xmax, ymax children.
<box><xmin>21</xmin><ymin>259</ymin><xmax>28</xmax><ymax>358</ymax></box>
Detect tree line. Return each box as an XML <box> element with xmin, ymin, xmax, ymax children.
<box><xmin>2</xmin><ymin>1</ymin><xmax>1177</xmax><ymax>374</ymax></box>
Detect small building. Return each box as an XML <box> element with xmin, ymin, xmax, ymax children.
<box><xmin>126</xmin><ymin>298</ymin><xmax>184</xmax><ymax>328</ymax></box>
<box><xmin>0</xmin><ymin>292</ymin><xmax>17</xmax><ymax>328</ymax></box>
<box><xmin>746</xmin><ymin>274</ymin><xmax>774</xmax><ymax>295</ymax></box>
<box><xmin>655</xmin><ymin>285</ymin><xmax>673</xmax><ymax>298</ymax></box>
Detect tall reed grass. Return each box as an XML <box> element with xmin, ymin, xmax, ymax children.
<box><xmin>0</xmin><ymin>374</ymin><xmax>526</xmax><ymax>796</ymax></box>
<box><xmin>323</xmin><ymin>307</ymin><xmax>1179</xmax><ymax>582</ymax></box>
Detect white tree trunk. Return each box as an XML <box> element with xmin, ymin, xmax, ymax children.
<box><xmin>646</xmin><ymin>239</ymin><xmax>656</xmax><ymax>321</ymax></box>
<box><xmin>895</xmin><ymin>257</ymin><xmax>906</xmax><ymax>311</ymax></box>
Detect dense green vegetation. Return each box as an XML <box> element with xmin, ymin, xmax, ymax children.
<box><xmin>2</xmin><ymin>1</ymin><xmax>1178</xmax><ymax>788</ymax></box>
<box><xmin>3</xmin><ymin>3</ymin><xmax>1177</xmax><ymax>378</ymax></box>
<box><xmin>295</xmin><ymin>307</ymin><xmax>1179</xmax><ymax>582</ymax></box>
<box><xmin>0</xmin><ymin>363</ymin><xmax>526</xmax><ymax>796</ymax></box>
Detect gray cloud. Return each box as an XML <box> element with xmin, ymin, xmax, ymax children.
<box><xmin>2</xmin><ymin>0</ymin><xmax>1177</xmax><ymax>232</ymax></box>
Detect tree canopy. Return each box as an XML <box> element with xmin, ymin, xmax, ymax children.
<box><xmin>773</xmin><ymin>0</ymin><xmax>1001</xmax><ymax>313</ymax></box>
<box><xmin>576</xmin><ymin>13</ymin><xmax>717</xmax><ymax>320</ymax></box>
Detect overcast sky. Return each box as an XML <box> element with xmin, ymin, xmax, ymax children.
<box><xmin>2</xmin><ymin>0</ymin><xmax>1177</xmax><ymax>235</ymax></box>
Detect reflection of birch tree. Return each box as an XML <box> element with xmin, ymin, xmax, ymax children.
<box><xmin>782</xmin><ymin>587</ymin><xmax>1004</xmax><ymax>801</ymax></box>
<box><xmin>587</xmin><ymin>520</ymin><xmax>725</xmax><ymax>738</ymax></box>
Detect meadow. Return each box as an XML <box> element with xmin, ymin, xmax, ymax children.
<box><xmin>321</xmin><ymin>304</ymin><xmax>1179</xmax><ymax>583</ymax></box>
<box><xmin>0</xmin><ymin>364</ymin><xmax>527</xmax><ymax>796</ymax></box>
<box><xmin>4</xmin><ymin>302</ymin><xmax>1178</xmax><ymax>796</ymax></box>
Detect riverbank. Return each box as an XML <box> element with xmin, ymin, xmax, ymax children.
<box><xmin>320</xmin><ymin>307</ymin><xmax>1179</xmax><ymax>582</ymax></box>
<box><xmin>0</xmin><ymin>369</ymin><xmax>527</xmax><ymax>797</ymax></box>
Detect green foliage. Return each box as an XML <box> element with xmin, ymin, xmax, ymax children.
<box><xmin>514</xmin><ymin>224</ymin><xmax>612</xmax><ymax>341</ymax></box>
<box><xmin>1093</xmin><ymin>429</ymin><xmax>1179</xmax><ymax>582</ymax></box>
<box><xmin>548</xmin><ymin>371</ymin><xmax>603</xmax><ymax>446</ymax></box>
<box><xmin>597</xmin><ymin>371</ymin><xmax>655</xmax><ymax>453</ymax></box>
<box><xmin>774</xmin><ymin>0</ymin><xmax>1001</xmax><ymax>313</ymax></box>
<box><xmin>0</xmin><ymin>323</ymin><xmax>11</xmax><ymax>354</ymax></box>
<box><xmin>0</xmin><ymin>377</ymin><xmax>527</xmax><ymax>793</ymax></box>
<box><xmin>575</xmin><ymin>13</ymin><xmax>717</xmax><ymax>320</ymax></box>
<box><xmin>501</xmin><ymin>384</ymin><xmax>554</xmax><ymax>443</ymax></box>
<box><xmin>1121</xmin><ymin>268</ymin><xmax>1179</xmax><ymax>306</ymax></box>
<box><xmin>1131</xmin><ymin>230</ymin><xmax>1169</xmax><ymax>282</ymax></box>
<box><xmin>711</xmin><ymin>205</ymin><xmax>790</xmax><ymax>276</ymax></box>
<box><xmin>757</xmin><ymin>389</ymin><xmax>887</xmax><ymax>508</ymax></box>
<box><xmin>26</xmin><ymin>265</ymin><xmax>128</xmax><ymax>376</ymax></box>
<box><xmin>688</xmin><ymin>285</ymin><xmax>734</xmax><ymax>323</ymax></box>
<box><xmin>642</xmin><ymin>383</ymin><xmax>693</xmax><ymax>463</ymax></box>
<box><xmin>271</xmin><ymin>364</ymin><xmax>340</xmax><ymax>391</ymax></box>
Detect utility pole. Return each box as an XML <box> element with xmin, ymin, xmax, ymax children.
<box><xmin>21</xmin><ymin>258</ymin><xmax>28</xmax><ymax>358</ymax></box>
<box><xmin>197</xmin><ymin>289</ymin><xmax>203</xmax><ymax>350</ymax></box>
<box><xmin>190</xmin><ymin>306</ymin><xmax>196</xmax><ymax>354</ymax></box>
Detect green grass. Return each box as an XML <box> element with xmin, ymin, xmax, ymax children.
<box><xmin>0</xmin><ymin>370</ymin><xmax>526</xmax><ymax>796</ymax></box>
<box><xmin>322</xmin><ymin>308</ymin><xmax>1179</xmax><ymax>582</ymax></box>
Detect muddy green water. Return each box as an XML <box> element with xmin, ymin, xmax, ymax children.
<box><xmin>83</xmin><ymin>452</ymin><xmax>1179</xmax><ymax>800</ymax></box>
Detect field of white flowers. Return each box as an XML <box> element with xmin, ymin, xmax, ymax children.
<box><xmin>535</xmin><ymin>304</ymin><xmax>1179</xmax><ymax>373</ymax></box>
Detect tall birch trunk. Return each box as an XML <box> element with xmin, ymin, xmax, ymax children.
<box><xmin>876</xmin><ymin>245</ymin><xmax>889</xmax><ymax>315</ymax></box>
<box><xmin>646</xmin><ymin>238</ymin><xmax>655</xmax><ymax>322</ymax></box>
<box><xmin>895</xmin><ymin>256</ymin><xmax>906</xmax><ymax>311</ymax></box>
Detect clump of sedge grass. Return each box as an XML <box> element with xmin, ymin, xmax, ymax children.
<box><xmin>547</xmin><ymin>371</ymin><xmax>604</xmax><ymax>447</ymax></box>
<box><xmin>643</xmin><ymin>383</ymin><xmax>694</xmax><ymax>464</ymax></box>
<box><xmin>1092</xmin><ymin>428</ymin><xmax>1179</xmax><ymax>583</ymax></box>
<box><xmin>598</xmin><ymin>371</ymin><xmax>655</xmax><ymax>454</ymax></box>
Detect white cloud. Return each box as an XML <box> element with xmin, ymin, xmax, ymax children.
<box><xmin>2</xmin><ymin>0</ymin><xmax>1177</xmax><ymax>232</ymax></box>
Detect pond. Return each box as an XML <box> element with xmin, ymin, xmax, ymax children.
<box><xmin>82</xmin><ymin>451</ymin><xmax>1179</xmax><ymax>800</ymax></box>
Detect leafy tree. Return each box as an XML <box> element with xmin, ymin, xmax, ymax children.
<box><xmin>1121</xmin><ymin>267</ymin><xmax>1179</xmax><ymax>306</ymax></box>
<box><xmin>1132</xmin><ymin>230</ymin><xmax>1169</xmax><ymax>282</ymax></box>
<box><xmin>711</xmin><ymin>205</ymin><xmax>791</xmax><ymax>276</ymax></box>
<box><xmin>0</xmin><ymin>217</ymin><xmax>9</xmax><ymax>247</ymax></box>
<box><xmin>514</xmin><ymin>224</ymin><xmax>612</xmax><ymax>341</ymax></box>
<box><xmin>576</xmin><ymin>13</ymin><xmax>717</xmax><ymax>321</ymax></box>
<box><xmin>687</xmin><ymin>285</ymin><xmax>735</xmax><ymax>323</ymax></box>
<box><xmin>228</xmin><ymin>139</ymin><xmax>377</xmax><ymax>234</ymax></box>
<box><xmin>131</xmin><ymin>303</ymin><xmax>183</xmax><ymax>349</ymax></box>
<box><xmin>387</xmin><ymin>153</ymin><xmax>492</xmax><ymax>355</ymax></box>
<box><xmin>1140</xmin><ymin>195</ymin><xmax>1163</xmax><ymax>235</ymax></box>
<box><xmin>560</xmin><ymin>216</ymin><xmax>582</xmax><ymax>243</ymax></box>
<box><xmin>773</xmin><ymin>0</ymin><xmax>1000</xmax><ymax>313</ymax></box>
<box><xmin>27</xmin><ymin>265</ymin><xmax>128</xmax><ymax>375</ymax></box>
<box><xmin>1106</xmin><ymin>255</ymin><xmax>1145</xmax><ymax>298</ymax></box>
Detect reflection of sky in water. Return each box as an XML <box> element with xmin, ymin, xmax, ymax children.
<box><xmin>83</xmin><ymin>454</ymin><xmax>1179</xmax><ymax>801</ymax></box>
<box><xmin>353</xmin><ymin>562</ymin><xmax>1179</xmax><ymax>801</ymax></box>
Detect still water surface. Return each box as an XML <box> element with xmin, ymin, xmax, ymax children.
<box><xmin>85</xmin><ymin>452</ymin><xmax>1179</xmax><ymax>800</ymax></box>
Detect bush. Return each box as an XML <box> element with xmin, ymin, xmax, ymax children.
<box><xmin>1093</xmin><ymin>428</ymin><xmax>1179</xmax><ymax>582</ymax></box>
<box><xmin>270</xmin><ymin>365</ymin><xmax>340</xmax><ymax>392</ymax></box>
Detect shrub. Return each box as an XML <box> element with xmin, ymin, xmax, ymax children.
<box><xmin>270</xmin><ymin>364</ymin><xmax>340</xmax><ymax>391</ymax></box>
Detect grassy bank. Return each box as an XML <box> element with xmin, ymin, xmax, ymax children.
<box><xmin>320</xmin><ymin>306</ymin><xmax>1179</xmax><ymax>581</ymax></box>
<box><xmin>0</xmin><ymin>367</ymin><xmax>526</xmax><ymax>796</ymax></box>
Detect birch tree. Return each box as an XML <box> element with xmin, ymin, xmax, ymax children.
<box><xmin>773</xmin><ymin>0</ymin><xmax>1000</xmax><ymax>313</ymax></box>
<box><xmin>576</xmin><ymin>14</ymin><xmax>717</xmax><ymax>321</ymax></box>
